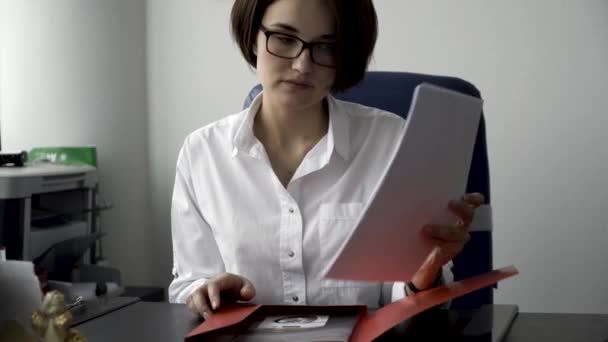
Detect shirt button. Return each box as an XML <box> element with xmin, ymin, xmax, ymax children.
<box><xmin>289</xmin><ymin>208</ymin><xmax>295</xmax><ymax>214</ymax></box>
<box><xmin>288</xmin><ymin>250</ymin><xmax>295</xmax><ymax>257</ymax></box>
<box><xmin>292</xmin><ymin>296</ymin><xmax>299</xmax><ymax>302</ymax></box>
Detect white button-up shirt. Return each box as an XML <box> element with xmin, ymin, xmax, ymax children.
<box><xmin>169</xmin><ymin>93</ymin><xmax>453</xmax><ymax>308</ymax></box>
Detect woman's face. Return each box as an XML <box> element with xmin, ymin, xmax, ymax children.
<box><xmin>255</xmin><ymin>0</ymin><xmax>337</xmax><ymax>111</ymax></box>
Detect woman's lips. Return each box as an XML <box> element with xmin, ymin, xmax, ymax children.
<box><xmin>283</xmin><ymin>79</ymin><xmax>313</xmax><ymax>89</ymax></box>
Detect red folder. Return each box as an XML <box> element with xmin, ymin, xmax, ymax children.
<box><xmin>185</xmin><ymin>266</ymin><xmax>518</xmax><ymax>341</ymax></box>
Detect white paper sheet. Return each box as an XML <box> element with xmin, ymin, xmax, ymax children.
<box><xmin>0</xmin><ymin>260</ymin><xmax>42</xmax><ymax>328</ymax></box>
<box><xmin>325</xmin><ymin>83</ymin><xmax>483</xmax><ymax>282</ymax></box>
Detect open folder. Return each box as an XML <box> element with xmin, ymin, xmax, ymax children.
<box><xmin>186</xmin><ymin>266</ymin><xmax>518</xmax><ymax>341</ymax></box>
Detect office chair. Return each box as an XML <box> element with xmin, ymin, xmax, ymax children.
<box><xmin>243</xmin><ymin>71</ymin><xmax>493</xmax><ymax>310</ymax></box>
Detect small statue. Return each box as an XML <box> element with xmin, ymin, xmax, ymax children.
<box><xmin>31</xmin><ymin>290</ymin><xmax>86</xmax><ymax>342</ymax></box>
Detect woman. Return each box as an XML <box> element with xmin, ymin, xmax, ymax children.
<box><xmin>169</xmin><ymin>0</ymin><xmax>484</xmax><ymax>319</ymax></box>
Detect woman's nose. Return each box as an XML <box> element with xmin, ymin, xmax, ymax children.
<box><xmin>292</xmin><ymin>47</ymin><xmax>314</xmax><ymax>73</ymax></box>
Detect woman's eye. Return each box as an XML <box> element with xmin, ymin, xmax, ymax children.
<box><xmin>317</xmin><ymin>44</ymin><xmax>334</xmax><ymax>51</ymax></box>
<box><xmin>276</xmin><ymin>36</ymin><xmax>297</xmax><ymax>45</ymax></box>
<box><xmin>315</xmin><ymin>44</ymin><xmax>335</xmax><ymax>54</ymax></box>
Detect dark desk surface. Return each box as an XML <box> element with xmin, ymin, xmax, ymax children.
<box><xmin>75</xmin><ymin>302</ymin><xmax>608</xmax><ymax>342</ymax></box>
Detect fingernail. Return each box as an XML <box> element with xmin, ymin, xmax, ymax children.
<box><xmin>211</xmin><ymin>300</ymin><xmax>218</xmax><ymax>310</ymax></box>
<box><xmin>203</xmin><ymin>311</ymin><xmax>210</xmax><ymax>320</ymax></box>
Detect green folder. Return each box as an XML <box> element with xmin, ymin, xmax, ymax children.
<box><xmin>28</xmin><ymin>146</ymin><xmax>97</xmax><ymax>166</ymax></box>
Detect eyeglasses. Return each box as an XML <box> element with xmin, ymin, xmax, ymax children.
<box><xmin>259</xmin><ymin>26</ymin><xmax>337</xmax><ymax>68</ymax></box>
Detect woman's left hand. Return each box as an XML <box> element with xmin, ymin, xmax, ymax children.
<box><xmin>410</xmin><ymin>192</ymin><xmax>485</xmax><ymax>290</ymax></box>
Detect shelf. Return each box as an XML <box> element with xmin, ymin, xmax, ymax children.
<box><xmin>30</xmin><ymin>220</ymin><xmax>88</xmax><ymax>259</ymax></box>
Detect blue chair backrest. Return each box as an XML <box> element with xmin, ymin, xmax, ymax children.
<box><xmin>244</xmin><ymin>71</ymin><xmax>493</xmax><ymax>309</ymax></box>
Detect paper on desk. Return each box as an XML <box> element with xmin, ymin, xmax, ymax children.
<box><xmin>0</xmin><ymin>260</ymin><xmax>42</xmax><ymax>329</ymax></box>
<box><xmin>48</xmin><ymin>280</ymin><xmax>122</xmax><ymax>302</ymax></box>
<box><xmin>325</xmin><ymin>84</ymin><xmax>483</xmax><ymax>282</ymax></box>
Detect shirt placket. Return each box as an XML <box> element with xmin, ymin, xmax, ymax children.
<box><xmin>279</xmin><ymin>186</ymin><xmax>306</xmax><ymax>305</ymax></box>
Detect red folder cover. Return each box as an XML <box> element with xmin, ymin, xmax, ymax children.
<box><xmin>185</xmin><ymin>266</ymin><xmax>518</xmax><ymax>341</ymax></box>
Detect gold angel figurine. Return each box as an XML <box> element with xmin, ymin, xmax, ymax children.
<box><xmin>31</xmin><ymin>290</ymin><xmax>86</xmax><ymax>342</ymax></box>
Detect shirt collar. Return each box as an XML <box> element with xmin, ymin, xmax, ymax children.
<box><xmin>326</xmin><ymin>94</ymin><xmax>351</xmax><ymax>161</ymax></box>
<box><xmin>231</xmin><ymin>92</ymin><xmax>351</xmax><ymax>161</ymax></box>
<box><xmin>232</xmin><ymin>92</ymin><xmax>263</xmax><ymax>158</ymax></box>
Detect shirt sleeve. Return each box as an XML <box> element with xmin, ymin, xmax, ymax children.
<box><xmin>168</xmin><ymin>139</ymin><xmax>226</xmax><ymax>303</ymax></box>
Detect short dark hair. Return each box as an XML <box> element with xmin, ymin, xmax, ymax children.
<box><xmin>230</xmin><ymin>0</ymin><xmax>377</xmax><ymax>92</ymax></box>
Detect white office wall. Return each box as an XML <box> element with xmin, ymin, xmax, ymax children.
<box><xmin>373</xmin><ymin>1</ymin><xmax>608</xmax><ymax>313</ymax></box>
<box><xmin>147</xmin><ymin>1</ymin><xmax>607</xmax><ymax>313</ymax></box>
<box><xmin>146</xmin><ymin>0</ymin><xmax>257</xmax><ymax>286</ymax></box>
<box><xmin>0</xmin><ymin>0</ymin><xmax>151</xmax><ymax>285</ymax></box>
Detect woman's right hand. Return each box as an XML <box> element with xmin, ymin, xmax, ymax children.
<box><xmin>186</xmin><ymin>272</ymin><xmax>256</xmax><ymax>319</ymax></box>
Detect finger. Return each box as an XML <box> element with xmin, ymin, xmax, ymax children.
<box><xmin>424</xmin><ymin>225</ymin><xmax>470</xmax><ymax>242</ymax></box>
<box><xmin>187</xmin><ymin>295</ymin><xmax>194</xmax><ymax>312</ymax></box>
<box><xmin>240</xmin><ymin>278</ymin><xmax>256</xmax><ymax>301</ymax></box>
<box><xmin>188</xmin><ymin>288</ymin><xmax>212</xmax><ymax>319</ymax></box>
<box><xmin>186</xmin><ymin>290</ymin><xmax>198</xmax><ymax>313</ymax></box>
<box><xmin>463</xmin><ymin>193</ymin><xmax>485</xmax><ymax>208</ymax></box>
<box><xmin>214</xmin><ymin>273</ymin><xmax>250</xmax><ymax>298</ymax></box>
<box><xmin>212</xmin><ymin>274</ymin><xmax>256</xmax><ymax>304</ymax></box>
<box><xmin>448</xmin><ymin>200</ymin><xmax>474</xmax><ymax>226</ymax></box>
<box><xmin>430</xmin><ymin>238</ymin><xmax>469</xmax><ymax>257</ymax></box>
<box><xmin>206</xmin><ymin>280</ymin><xmax>221</xmax><ymax>310</ymax></box>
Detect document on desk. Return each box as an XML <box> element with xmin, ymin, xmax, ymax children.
<box><xmin>326</xmin><ymin>83</ymin><xmax>483</xmax><ymax>282</ymax></box>
<box><xmin>0</xmin><ymin>260</ymin><xmax>42</xmax><ymax>329</ymax></box>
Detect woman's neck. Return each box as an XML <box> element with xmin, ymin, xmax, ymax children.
<box><xmin>254</xmin><ymin>96</ymin><xmax>329</xmax><ymax>150</ymax></box>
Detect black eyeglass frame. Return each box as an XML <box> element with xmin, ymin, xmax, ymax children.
<box><xmin>259</xmin><ymin>26</ymin><xmax>337</xmax><ymax>68</ymax></box>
